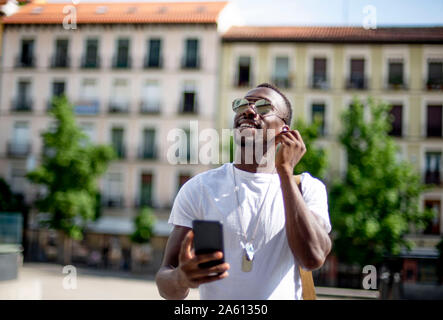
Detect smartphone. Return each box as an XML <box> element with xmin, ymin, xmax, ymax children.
<box><xmin>192</xmin><ymin>220</ymin><xmax>225</xmax><ymax>269</ymax></box>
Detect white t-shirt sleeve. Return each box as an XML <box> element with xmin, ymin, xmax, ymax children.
<box><xmin>168</xmin><ymin>176</ymin><xmax>202</xmax><ymax>228</ymax></box>
<box><xmin>301</xmin><ymin>173</ymin><xmax>332</xmax><ymax>234</ymax></box>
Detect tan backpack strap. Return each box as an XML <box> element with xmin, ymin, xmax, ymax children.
<box><xmin>294</xmin><ymin>174</ymin><xmax>317</xmax><ymax>300</ymax></box>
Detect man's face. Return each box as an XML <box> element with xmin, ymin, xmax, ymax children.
<box><xmin>233</xmin><ymin>87</ymin><xmax>288</xmax><ymax>145</ymax></box>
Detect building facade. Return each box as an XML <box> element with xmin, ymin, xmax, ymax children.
<box><xmin>220</xmin><ymin>26</ymin><xmax>443</xmax><ymax>284</ymax></box>
<box><xmin>0</xmin><ymin>2</ymin><xmax>234</xmax><ymax>223</ymax></box>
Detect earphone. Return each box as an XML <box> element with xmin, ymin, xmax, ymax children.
<box><xmin>282</xmin><ymin>127</ymin><xmax>289</xmax><ymax>132</ymax></box>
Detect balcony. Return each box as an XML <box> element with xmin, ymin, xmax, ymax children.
<box><xmin>112</xmin><ymin>145</ymin><xmax>126</xmax><ymax>159</ymax></box>
<box><xmin>425</xmin><ymin>79</ymin><xmax>443</xmax><ymax>91</ymax></box>
<box><xmin>346</xmin><ymin>76</ymin><xmax>368</xmax><ymax>90</ymax></box>
<box><xmin>138</xmin><ymin>146</ymin><xmax>157</xmax><ymax>160</ymax></box>
<box><xmin>386</xmin><ymin>76</ymin><xmax>408</xmax><ymax>90</ymax></box>
<box><xmin>181</xmin><ymin>55</ymin><xmax>200</xmax><ymax>70</ymax></box>
<box><xmin>112</xmin><ymin>56</ymin><xmax>132</xmax><ymax>69</ymax></box>
<box><xmin>14</xmin><ymin>55</ymin><xmax>36</xmax><ymax>68</ymax></box>
<box><xmin>80</xmin><ymin>56</ymin><xmax>101</xmax><ymax>69</ymax></box>
<box><xmin>178</xmin><ymin>99</ymin><xmax>199</xmax><ymax>115</ymax></box>
<box><xmin>143</xmin><ymin>55</ymin><xmax>163</xmax><ymax>69</ymax></box>
<box><xmin>7</xmin><ymin>142</ymin><xmax>31</xmax><ymax>158</ymax></box>
<box><xmin>108</xmin><ymin>100</ymin><xmax>130</xmax><ymax>114</ymax></box>
<box><xmin>102</xmin><ymin>196</ymin><xmax>124</xmax><ymax>208</ymax></box>
<box><xmin>140</xmin><ymin>100</ymin><xmax>160</xmax><ymax>114</ymax></box>
<box><xmin>11</xmin><ymin>99</ymin><xmax>33</xmax><ymax>112</ymax></box>
<box><xmin>234</xmin><ymin>73</ymin><xmax>254</xmax><ymax>88</ymax></box>
<box><xmin>425</xmin><ymin>171</ymin><xmax>441</xmax><ymax>186</ymax></box>
<box><xmin>50</xmin><ymin>55</ymin><xmax>70</xmax><ymax>68</ymax></box>
<box><xmin>74</xmin><ymin>100</ymin><xmax>100</xmax><ymax>115</ymax></box>
<box><xmin>310</xmin><ymin>75</ymin><xmax>329</xmax><ymax>90</ymax></box>
<box><xmin>272</xmin><ymin>76</ymin><xmax>291</xmax><ymax>89</ymax></box>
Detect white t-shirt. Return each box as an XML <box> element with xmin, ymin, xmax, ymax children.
<box><xmin>168</xmin><ymin>163</ymin><xmax>331</xmax><ymax>300</ymax></box>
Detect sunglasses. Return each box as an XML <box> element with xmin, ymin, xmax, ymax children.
<box><xmin>232</xmin><ymin>98</ymin><xmax>287</xmax><ymax>124</ymax></box>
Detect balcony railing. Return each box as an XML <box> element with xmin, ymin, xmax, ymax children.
<box><xmin>425</xmin><ymin>78</ymin><xmax>443</xmax><ymax>91</ymax></box>
<box><xmin>425</xmin><ymin>171</ymin><xmax>441</xmax><ymax>186</ymax></box>
<box><xmin>234</xmin><ymin>73</ymin><xmax>254</xmax><ymax>88</ymax></box>
<box><xmin>346</xmin><ymin>76</ymin><xmax>369</xmax><ymax>90</ymax></box>
<box><xmin>143</xmin><ymin>55</ymin><xmax>163</xmax><ymax>69</ymax></box>
<box><xmin>14</xmin><ymin>55</ymin><xmax>36</xmax><ymax>68</ymax></box>
<box><xmin>272</xmin><ymin>76</ymin><xmax>291</xmax><ymax>89</ymax></box>
<box><xmin>102</xmin><ymin>196</ymin><xmax>124</xmax><ymax>208</ymax></box>
<box><xmin>140</xmin><ymin>101</ymin><xmax>160</xmax><ymax>114</ymax></box>
<box><xmin>74</xmin><ymin>100</ymin><xmax>100</xmax><ymax>115</ymax></box>
<box><xmin>108</xmin><ymin>100</ymin><xmax>130</xmax><ymax>113</ymax></box>
<box><xmin>138</xmin><ymin>146</ymin><xmax>157</xmax><ymax>160</ymax></box>
<box><xmin>112</xmin><ymin>145</ymin><xmax>126</xmax><ymax>159</ymax></box>
<box><xmin>178</xmin><ymin>99</ymin><xmax>199</xmax><ymax>114</ymax></box>
<box><xmin>50</xmin><ymin>55</ymin><xmax>70</xmax><ymax>68</ymax></box>
<box><xmin>7</xmin><ymin>142</ymin><xmax>31</xmax><ymax>158</ymax></box>
<box><xmin>135</xmin><ymin>197</ymin><xmax>154</xmax><ymax>209</ymax></box>
<box><xmin>386</xmin><ymin>76</ymin><xmax>408</xmax><ymax>90</ymax></box>
<box><xmin>310</xmin><ymin>75</ymin><xmax>329</xmax><ymax>90</ymax></box>
<box><xmin>181</xmin><ymin>55</ymin><xmax>200</xmax><ymax>69</ymax></box>
<box><xmin>11</xmin><ymin>99</ymin><xmax>33</xmax><ymax>112</ymax></box>
<box><xmin>112</xmin><ymin>56</ymin><xmax>132</xmax><ymax>69</ymax></box>
<box><xmin>80</xmin><ymin>56</ymin><xmax>101</xmax><ymax>69</ymax></box>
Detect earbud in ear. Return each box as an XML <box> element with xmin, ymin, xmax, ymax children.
<box><xmin>282</xmin><ymin>126</ymin><xmax>289</xmax><ymax>132</ymax></box>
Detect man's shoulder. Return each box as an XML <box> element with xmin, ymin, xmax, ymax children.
<box><xmin>300</xmin><ymin>172</ymin><xmax>327</xmax><ymax>190</ymax></box>
<box><xmin>182</xmin><ymin>163</ymin><xmax>230</xmax><ymax>190</ymax></box>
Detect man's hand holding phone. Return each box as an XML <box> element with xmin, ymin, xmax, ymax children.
<box><xmin>176</xmin><ymin>230</ymin><xmax>230</xmax><ymax>289</ymax></box>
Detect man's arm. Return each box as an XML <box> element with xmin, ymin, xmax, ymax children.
<box><xmin>155</xmin><ymin>225</ymin><xmax>230</xmax><ymax>300</ymax></box>
<box><xmin>275</xmin><ymin>130</ymin><xmax>332</xmax><ymax>271</ymax></box>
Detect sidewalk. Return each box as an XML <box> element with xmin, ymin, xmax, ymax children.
<box><xmin>0</xmin><ymin>262</ymin><xmax>377</xmax><ymax>300</ymax></box>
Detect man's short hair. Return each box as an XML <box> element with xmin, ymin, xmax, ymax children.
<box><xmin>256</xmin><ymin>83</ymin><xmax>292</xmax><ymax>125</ymax></box>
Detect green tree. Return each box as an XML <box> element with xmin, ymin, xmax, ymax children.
<box><xmin>329</xmin><ymin>98</ymin><xmax>432</xmax><ymax>266</ymax></box>
<box><xmin>292</xmin><ymin>118</ymin><xmax>328</xmax><ymax>180</ymax></box>
<box><xmin>27</xmin><ymin>96</ymin><xmax>114</xmax><ymax>262</ymax></box>
<box><xmin>131</xmin><ymin>207</ymin><xmax>156</xmax><ymax>244</ymax></box>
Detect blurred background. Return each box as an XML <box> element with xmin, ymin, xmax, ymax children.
<box><xmin>0</xmin><ymin>0</ymin><xmax>442</xmax><ymax>300</ymax></box>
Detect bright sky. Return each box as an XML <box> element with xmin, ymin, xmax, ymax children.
<box><xmin>46</xmin><ymin>0</ymin><xmax>443</xmax><ymax>26</ymax></box>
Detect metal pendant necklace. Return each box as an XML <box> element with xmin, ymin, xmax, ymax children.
<box><xmin>232</xmin><ymin>164</ymin><xmax>277</xmax><ymax>272</ymax></box>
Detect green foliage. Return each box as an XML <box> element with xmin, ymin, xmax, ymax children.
<box><xmin>329</xmin><ymin>98</ymin><xmax>433</xmax><ymax>265</ymax></box>
<box><xmin>292</xmin><ymin>118</ymin><xmax>328</xmax><ymax>180</ymax></box>
<box><xmin>27</xmin><ymin>96</ymin><xmax>115</xmax><ymax>240</ymax></box>
<box><xmin>131</xmin><ymin>207</ymin><xmax>156</xmax><ymax>244</ymax></box>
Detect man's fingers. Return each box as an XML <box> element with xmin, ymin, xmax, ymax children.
<box><xmin>195</xmin><ymin>251</ymin><xmax>223</xmax><ymax>264</ymax></box>
<box><xmin>179</xmin><ymin>230</ymin><xmax>194</xmax><ymax>263</ymax></box>
<box><xmin>191</xmin><ymin>271</ymin><xmax>230</xmax><ymax>285</ymax></box>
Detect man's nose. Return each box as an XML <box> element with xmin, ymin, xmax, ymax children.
<box><xmin>241</xmin><ymin>104</ymin><xmax>258</xmax><ymax>118</ymax></box>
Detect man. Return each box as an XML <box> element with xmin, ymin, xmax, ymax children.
<box><xmin>156</xmin><ymin>83</ymin><xmax>332</xmax><ymax>300</ymax></box>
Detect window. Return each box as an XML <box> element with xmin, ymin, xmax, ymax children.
<box><xmin>76</xmin><ymin>79</ymin><xmax>99</xmax><ymax>114</ymax></box>
<box><xmin>388</xmin><ymin>60</ymin><xmax>404</xmax><ymax>88</ymax></box>
<box><xmin>423</xmin><ymin>200</ymin><xmax>441</xmax><ymax>235</ymax></box>
<box><xmin>109</xmin><ymin>79</ymin><xmax>129</xmax><ymax>113</ymax></box>
<box><xmin>114</xmin><ymin>39</ymin><xmax>130</xmax><ymax>68</ymax></box>
<box><xmin>237</xmin><ymin>56</ymin><xmax>251</xmax><ymax>87</ymax></box>
<box><xmin>141</xmin><ymin>81</ymin><xmax>160</xmax><ymax>113</ymax></box>
<box><xmin>10</xmin><ymin>169</ymin><xmax>27</xmax><ymax>195</ymax></box>
<box><xmin>52</xmin><ymin>39</ymin><xmax>69</xmax><ymax>68</ymax></box>
<box><xmin>145</xmin><ymin>39</ymin><xmax>162</xmax><ymax>68</ymax></box>
<box><xmin>177</xmin><ymin>173</ymin><xmax>191</xmax><ymax>192</ymax></box>
<box><xmin>426</xmin><ymin>105</ymin><xmax>442</xmax><ymax>137</ymax></box>
<box><xmin>140</xmin><ymin>173</ymin><xmax>153</xmax><ymax>207</ymax></box>
<box><xmin>9</xmin><ymin>121</ymin><xmax>30</xmax><ymax>157</ymax></box>
<box><xmin>311</xmin><ymin>103</ymin><xmax>326</xmax><ymax>136</ymax></box>
<box><xmin>273</xmin><ymin>56</ymin><xmax>290</xmax><ymax>88</ymax></box>
<box><xmin>347</xmin><ymin>58</ymin><xmax>366</xmax><ymax>89</ymax></box>
<box><xmin>388</xmin><ymin>104</ymin><xmax>403</xmax><ymax>137</ymax></box>
<box><xmin>83</xmin><ymin>39</ymin><xmax>99</xmax><ymax>68</ymax></box>
<box><xmin>17</xmin><ymin>39</ymin><xmax>35</xmax><ymax>68</ymax></box>
<box><xmin>111</xmin><ymin>127</ymin><xmax>125</xmax><ymax>159</ymax></box>
<box><xmin>427</xmin><ymin>61</ymin><xmax>443</xmax><ymax>90</ymax></box>
<box><xmin>105</xmin><ymin>173</ymin><xmax>123</xmax><ymax>207</ymax></box>
<box><xmin>14</xmin><ymin>80</ymin><xmax>32</xmax><ymax>111</ymax></box>
<box><xmin>312</xmin><ymin>58</ymin><xmax>327</xmax><ymax>89</ymax></box>
<box><xmin>79</xmin><ymin>123</ymin><xmax>95</xmax><ymax>144</ymax></box>
<box><xmin>180</xmin><ymin>82</ymin><xmax>197</xmax><ymax>114</ymax></box>
<box><xmin>140</xmin><ymin>129</ymin><xmax>156</xmax><ymax>159</ymax></box>
<box><xmin>425</xmin><ymin>152</ymin><xmax>441</xmax><ymax>185</ymax></box>
<box><xmin>52</xmin><ymin>81</ymin><xmax>65</xmax><ymax>97</ymax></box>
<box><xmin>182</xmin><ymin>38</ymin><xmax>199</xmax><ymax>69</ymax></box>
